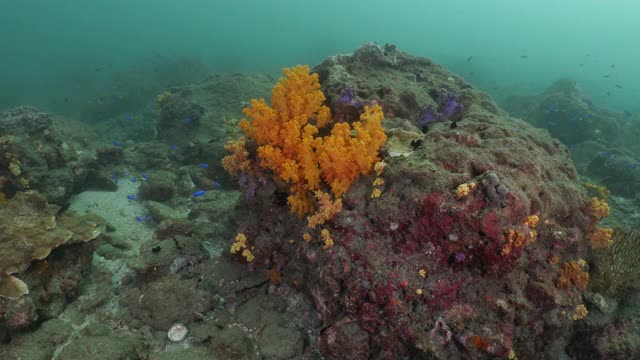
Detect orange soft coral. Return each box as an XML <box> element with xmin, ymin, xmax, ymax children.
<box><xmin>233</xmin><ymin>65</ymin><xmax>386</xmax><ymax>216</ymax></box>
<box><xmin>315</xmin><ymin>105</ymin><xmax>386</xmax><ymax>197</ymax></box>
<box><xmin>589</xmin><ymin>227</ymin><xmax>614</xmax><ymax>249</ymax></box>
<box><xmin>557</xmin><ymin>260</ymin><xmax>589</xmax><ymax>290</ymax></box>
<box><xmin>307</xmin><ymin>191</ymin><xmax>343</xmax><ymax>229</ymax></box>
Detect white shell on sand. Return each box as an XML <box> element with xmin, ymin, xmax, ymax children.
<box><xmin>167</xmin><ymin>323</ymin><xmax>188</xmax><ymax>342</ymax></box>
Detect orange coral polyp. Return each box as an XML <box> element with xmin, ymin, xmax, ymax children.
<box><xmin>235</xmin><ymin>65</ymin><xmax>386</xmax><ymax>216</ymax></box>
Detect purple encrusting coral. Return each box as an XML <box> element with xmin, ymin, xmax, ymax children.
<box><xmin>439</xmin><ymin>90</ymin><xmax>464</xmax><ymax>120</ymax></box>
<box><xmin>337</xmin><ymin>87</ymin><xmax>363</xmax><ymax>109</ymax></box>
<box><xmin>418</xmin><ymin>106</ymin><xmax>438</xmax><ymax>128</ymax></box>
<box><xmin>238</xmin><ymin>172</ymin><xmax>266</xmax><ymax>201</ymax></box>
<box><xmin>417</xmin><ymin>90</ymin><xmax>464</xmax><ymax>130</ymax></box>
<box><xmin>454</xmin><ymin>252</ymin><xmax>466</xmax><ymax>263</ymax></box>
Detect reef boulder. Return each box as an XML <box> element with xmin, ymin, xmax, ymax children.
<box><xmin>225</xmin><ymin>43</ymin><xmax>594</xmax><ymax>359</ymax></box>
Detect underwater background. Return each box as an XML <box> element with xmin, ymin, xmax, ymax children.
<box><xmin>1</xmin><ymin>0</ymin><xmax>638</xmax><ymax>114</ymax></box>
<box><xmin>1</xmin><ymin>1</ymin><xmax>640</xmax><ymax>359</ymax></box>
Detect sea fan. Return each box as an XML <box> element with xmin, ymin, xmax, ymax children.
<box><xmin>590</xmin><ymin>228</ymin><xmax>640</xmax><ymax>296</ymax></box>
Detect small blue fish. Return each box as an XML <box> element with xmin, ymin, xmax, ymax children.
<box><xmin>183</xmin><ymin>117</ymin><xmax>193</xmax><ymax>124</ymax></box>
<box><xmin>127</xmin><ymin>195</ymin><xmax>137</xmax><ymax>201</ymax></box>
<box><xmin>213</xmin><ymin>181</ymin><xmax>221</xmax><ymax>187</ymax></box>
<box><xmin>111</xmin><ymin>174</ymin><xmax>119</xmax><ymax>184</ymax></box>
<box><xmin>145</xmin><ymin>214</ymin><xmax>152</xmax><ymax>222</ymax></box>
<box><xmin>586</xmin><ymin>113</ymin><xmax>593</xmax><ymax>118</ymax></box>
<box><xmin>169</xmin><ymin>144</ymin><xmax>177</xmax><ymax>150</ymax></box>
<box><xmin>569</xmin><ymin>116</ymin><xmax>580</xmax><ymax>123</ymax></box>
<box><xmin>130</xmin><ymin>177</ymin><xmax>137</xmax><ymax>183</ymax></box>
<box><xmin>135</xmin><ymin>216</ymin><xmax>144</xmax><ymax>222</ymax></box>
<box><xmin>125</xmin><ymin>114</ymin><xmax>133</xmax><ymax>121</ymax></box>
<box><xmin>568</xmin><ymin>144</ymin><xmax>577</xmax><ymax>151</ymax></box>
<box><xmin>141</xmin><ymin>173</ymin><xmax>149</xmax><ymax>179</ymax></box>
<box><xmin>198</xmin><ymin>163</ymin><xmax>209</xmax><ymax>169</ymax></box>
<box><xmin>600</xmin><ymin>151</ymin><xmax>611</xmax><ymax>158</ymax></box>
<box><xmin>113</xmin><ymin>141</ymin><xmax>121</xmax><ymax>147</ymax></box>
<box><xmin>193</xmin><ymin>190</ymin><xmax>206</xmax><ymax>197</ymax></box>
<box><xmin>626</xmin><ymin>163</ymin><xmax>638</xmax><ymax>169</ymax></box>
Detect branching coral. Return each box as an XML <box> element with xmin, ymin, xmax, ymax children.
<box><xmin>226</xmin><ymin>65</ymin><xmax>386</xmax><ymax>217</ymax></box>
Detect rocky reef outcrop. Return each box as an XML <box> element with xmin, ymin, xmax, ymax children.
<box><xmin>223</xmin><ymin>43</ymin><xmax>596</xmax><ymax>359</ymax></box>
<box><xmin>0</xmin><ymin>107</ymin><xmax>99</xmax><ymax>205</ymax></box>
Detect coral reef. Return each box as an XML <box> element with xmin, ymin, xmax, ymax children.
<box><xmin>4</xmin><ymin>43</ymin><xmax>636</xmax><ymax>360</ymax></box>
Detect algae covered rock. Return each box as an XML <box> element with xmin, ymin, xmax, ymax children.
<box><xmin>0</xmin><ymin>106</ymin><xmax>99</xmax><ymax>204</ymax></box>
<box><xmin>0</xmin><ymin>191</ymin><xmax>102</xmax><ymax>299</ymax></box>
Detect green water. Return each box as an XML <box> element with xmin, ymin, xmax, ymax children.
<box><xmin>1</xmin><ymin>0</ymin><xmax>637</xmax><ymax>114</ymax></box>
<box><xmin>2</xmin><ymin>2</ymin><xmax>640</xmax><ymax>358</ymax></box>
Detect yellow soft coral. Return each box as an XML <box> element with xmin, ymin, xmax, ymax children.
<box><xmin>233</xmin><ymin>65</ymin><xmax>386</xmax><ymax>216</ymax></box>
<box><xmin>586</xmin><ymin>197</ymin><xmax>610</xmax><ymax>220</ymax></box>
<box><xmin>371</xmin><ymin>177</ymin><xmax>384</xmax><ymax>198</ymax></box>
<box><xmin>501</xmin><ymin>229</ymin><xmax>527</xmax><ymax>256</ymax></box>
<box><xmin>524</xmin><ymin>215</ymin><xmax>539</xmax><ymax>229</ymax></box>
<box><xmin>321</xmin><ymin>228</ymin><xmax>334</xmax><ymax>250</ymax></box>
<box><xmin>572</xmin><ymin>304</ymin><xmax>588</xmax><ymax>320</ymax></box>
<box><xmin>230</xmin><ymin>233</ymin><xmax>254</xmax><ymax>262</ymax></box>
<box><xmin>371</xmin><ymin>188</ymin><xmax>382</xmax><ymax>199</ymax></box>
